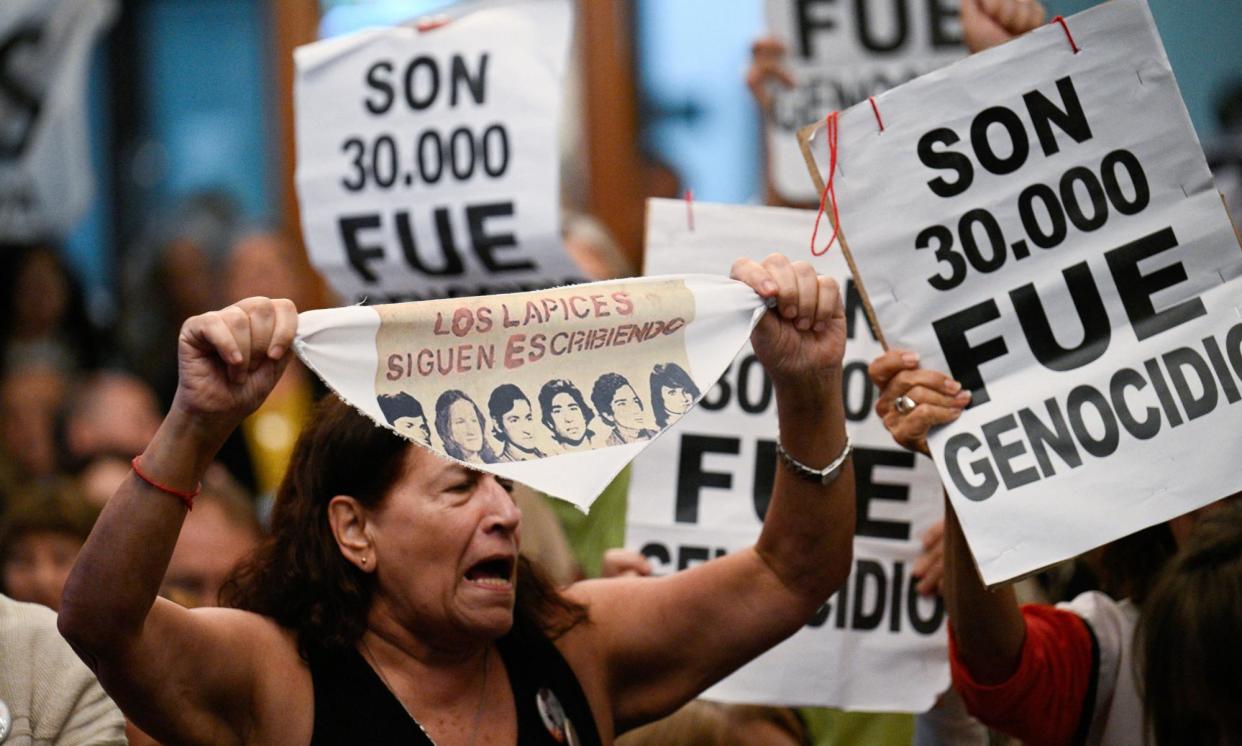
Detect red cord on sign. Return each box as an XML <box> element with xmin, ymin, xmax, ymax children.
<box><xmin>868</xmin><ymin>96</ymin><xmax>885</xmax><ymax>132</ymax></box>
<box><xmin>1051</xmin><ymin>16</ymin><xmax>1080</xmax><ymax>53</ymax></box>
<box><xmin>685</xmin><ymin>188</ymin><xmax>695</xmax><ymax>231</ymax></box>
<box><xmin>416</xmin><ymin>15</ymin><xmax>452</xmax><ymax>32</ymax></box>
<box><xmin>809</xmin><ymin>112</ymin><xmax>841</xmax><ymax>257</ymax></box>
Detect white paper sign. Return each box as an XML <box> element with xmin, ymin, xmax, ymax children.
<box><xmin>764</xmin><ymin>0</ymin><xmax>963</xmax><ymax>203</ymax></box>
<box><xmin>628</xmin><ymin>198</ymin><xmax>949</xmax><ymax>711</ymax></box>
<box><xmin>295</xmin><ymin>275</ymin><xmax>766</xmax><ymax>510</ymax></box>
<box><xmin>820</xmin><ymin>0</ymin><xmax>1242</xmax><ymax>585</ymax></box>
<box><xmin>294</xmin><ymin>0</ymin><xmax>582</xmax><ymax>304</ymax></box>
<box><xmin>0</xmin><ymin>0</ymin><xmax>116</xmax><ymax>241</ymax></box>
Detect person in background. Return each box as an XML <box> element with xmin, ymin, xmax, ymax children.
<box><xmin>0</xmin><ymin>364</ymin><xmax>66</xmax><ymax>486</ymax></box>
<box><xmin>746</xmin><ymin>35</ymin><xmax>806</xmax><ymax>209</ymax></box>
<box><xmin>118</xmin><ymin>192</ymin><xmax>260</xmax><ymax>494</ymax></box>
<box><xmin>76</xmin><ymin>453</ymin><xmax>134</xmax><ymax>510</ymax></box>
<box><xmin>1137</xmin><ymin>503</ymin><xmax>1242</xmax><ymax>745</ymax></box>
<box><xmin>1205</xmin><ymin>81</ymin><xmax>1242</xmax><ymax>238</ymax></box>
<box><xmin>747</xmin><ymin>0</ymin><xmax>1047</xmax><ymax>208</ymax></box>
<box><xmin>0</xmin><ymin>241</ymin><xmax>103</xmax><ymax>377</ymax></box>
<box><xmin>223</xmin><ymin>229</ymin><xmax>319</xmax><ymax>501</ymax></box>
<box><xmin>741</xmin><ymin>2</ymin><xmax>1047</xmax><ymax>743</ymax></box>
<box><xmin>616</xmin><ymin>699</ymin><xmax>809</xmax><ymax>746</ymax></box>
<box><xmin>0</xmin><ymin>480</ymin><xmax>98</xmax><ymax>611</ymax></box>
<box><xmin>869</xmin><ymin>348</ymin><xmax>1241</xmax><ymax>746</ymax></box>
<box><xmin>0</xmin><ymin>592</ymin><xmax>126</xmax><ymax>744</ymax></box>
<box><xmin>160</xmin><ymin>466</ymin><xmax>262</xmax><ymax>609</ymax></box>
<box><xmin>119</xmin><ymin>191</ymin><xmax>242</xmax><ymax>406</ymax></box>
<box><xmin>60</xmin><ymin>370</ymin><xmax>163</xmax><ymax>468</ymax></box>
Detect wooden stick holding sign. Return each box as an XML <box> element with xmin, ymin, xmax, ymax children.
<box><xmin>1222</xmin><ymin>193</ymin><xmax>1242</xmax><ymax>251</ymax></box>
<box><xmin>796</xmin><ymin>120</ymin><xmax>889</xmax><ymax>349</ymax></box>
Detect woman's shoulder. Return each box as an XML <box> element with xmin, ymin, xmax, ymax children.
<box><xmin>201</xmin><ymin>608</ymin><xmax>313</xmax><ymax>744</ymax></box>
<box><xmin>1056</xmin><ymin>591</ymin><xmax>1139</xmax><ymax>637</ymax></box>
<box><xmin>527</xmin><ymin>617</ymin><xmax>614</xmax><ymax>745</ymax></box>
<box><xmin>188</xmin><ymin>605</ymin><xmax>302</xmax><ymax>642</ymax></box>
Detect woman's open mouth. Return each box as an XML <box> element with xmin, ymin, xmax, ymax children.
<box><xmin>464</xmin><ymin>556</ymin><xmax>515</xmax><ymax>589</ymax></box>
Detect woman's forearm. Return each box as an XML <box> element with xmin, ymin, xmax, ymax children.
<box><xmin>59</xmin><ymin>409</ymin><xmax>230</xmax><ymax>656</ymax></box>
<box><xmin>754</xmin><ymin>368</ymin><xmax>855</xmax><ymax>607</ymax></box>
<box><xmin>943</xmin><ymin>497</ymin><xmax>1026</xmax><ymax>684</ymax></box>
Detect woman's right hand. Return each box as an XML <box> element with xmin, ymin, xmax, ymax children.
<box><xmin>961</xmin><ymin>0</ymin><xmax>1047</xmax><ymax>53</ymax></box>
<box><xmin>746</xmin><ymin>36</ymin><xmax>795</xmax><ymax>113</ymax></box>
<box><xmin>171</xmin><ymin>297</ymin><xmax>298</xmax><ymax>435</ymax></box>
<box><xmin>868</xmin><ymin>349</ymin><xmax>971</xmax><ymax>456</ymax></box>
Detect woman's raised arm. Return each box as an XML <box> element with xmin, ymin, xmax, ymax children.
<box><xmin>868</xmin><ymin>349</ymin><xmax>1025</xmax><ymax>681</ymax></box>
<box><xmin>561</xmin><ymin>255</ymin><xmax>856</xmax><ymax>732</ymax></box>
<box><xmin>58</xmin><ymin>297</ymin><xmax>307</xmax><ymax>745</ymax></box>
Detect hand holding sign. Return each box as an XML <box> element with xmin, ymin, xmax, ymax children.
<box><xmin>746</xmin><ymin>37</ymin><xmax>795</xmax><ymax>115</ymax></box>
<box><xmin>172</xmin><ymin>297</ymin><xmax>299</xmax><ymax>440</ymax></box>
<box><xmin>730</xmin><ymin>254</ymin><xmax>846</xmax><ymax>390</ymax></box>
<box><xmin>763</xmin><ymin>0</ymin><xmax>965</xmax><ymax>203</ymax></box>
<box><xmin>631</xmin><ymin>200</ymin><xmax>950</xmax><ymax>711</ymax></box>
<box><xmin>814</xmin><ymin>0</ymin><xmax>1242</xmax><ymax>585</ymax></box>
<box><xmin>295</xmin><ymin>272</ymin><xmax>774</xmax><ymax>508</ymax></box>
<box><xmin>961</xmin><ymin>0</ymin><xmax>1047</xmax><ymax>53</ymax></box>
<box><xmin>295</xmin><ymin>0</ymin><xmax>580</xmax><ymax>303</ymax></box>
<box><xmin>869</xmin><ymin>348</ymin><xmax>972</xmax><ymax>456</ymax></box>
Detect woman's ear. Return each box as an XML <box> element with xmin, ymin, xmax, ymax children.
<box><xmin>328</xmin><ymin>495</ymin><xmax>374</xmax><ymax>572</ymax></box>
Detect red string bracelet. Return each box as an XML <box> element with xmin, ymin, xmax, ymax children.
<box><xmin>131</xmin><ymin>456</ymin><xmax>198</xmax><ymax>510</ymax></box>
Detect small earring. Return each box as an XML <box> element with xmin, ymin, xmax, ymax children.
<box><xmin>361</xmin><ymin>557</ymin><xmax>368</xmax><ymax>565</ymax></box>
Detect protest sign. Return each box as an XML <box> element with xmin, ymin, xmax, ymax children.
<box><xmin>0</xmin><ymin>0</ymin><xmax>115</xmax><ymax>241</ymax></box>
<box><xmin>295</xmin><ymin>274</ymin><xmax>766</xmax><ymax>510</ymax></box>
<box><xmin>627</xmin><ymin>198</ymin><xmax>948</xmax><ymax>710</ymax></box>
<box><xmin>803</xmin><ymin>0</ymin><xmax>1242</xmax><ymax>585</ymax></box>
<box><xmin>763</xmin><ymin>0</ymin><xmax>963</xmax><ymax>204</ymax></box>
<box><xmin>294</xmin><ymin>0</ymin><xmax>581</xmax><ymax>304</ymax></box>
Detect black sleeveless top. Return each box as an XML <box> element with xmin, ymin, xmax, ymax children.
<box><xmin>307</xmin><ymin>618</ymin><xmax>601</xmax><ymax>746</ymax></box>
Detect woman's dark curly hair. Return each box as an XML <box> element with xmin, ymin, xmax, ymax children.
<box><xmin>1136</xmin><ymin>501</ymin><xmax>1242</xmax><ymax>746</ymax></box>
<box><xmin>221</xmin><ymin>396</ymin><xmax>586</xmax><ymax>658</ymax></box>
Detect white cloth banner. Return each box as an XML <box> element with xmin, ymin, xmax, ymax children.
<box><xmin>764</xmin><ymin>0</ymin><xmax>963</xmax><ymax>203</ymax></box>
<box><xmin>821</xmin><ymin>0</ymin><xmax>1242</xmax><ymax>585</ymax></box>
<box><xmin>295</xmin><ymin>275</ymin><xmax>766</xmax><ymax>509</ymax></box>
<box><xmin>0</xmin><ymin>0</ymin><xmax>115</xmax><ymax>241</ymax></box>
<box><xmin>629</xmin><ymin>198</ymin><xmax>949</xmax><ymax>711</ymax></box>
<box><xmin>294</xmin><ymin>0</ymin><xmax>581</xmax><ymax>304</ymax></box>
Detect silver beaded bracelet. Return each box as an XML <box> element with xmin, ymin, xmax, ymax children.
<box><xmin>775</xmin><ymin>435</ymin><xmax>853</xmax><ymax>485</ymax></box>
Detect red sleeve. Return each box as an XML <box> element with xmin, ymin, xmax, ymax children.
<box><xmin>949</xmin><ymin>604</ymin><xmax>1095</xmax><ymax>746</ymax></box>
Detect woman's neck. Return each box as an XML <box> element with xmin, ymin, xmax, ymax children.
<box><xmin>360</xmin><ymin>621</ymin><xmax>490</xmax><ymax>707</ymax></box>
<box><xmin>359</xmin><ymin>622</ymin><xmax>510</xmax><ymax>746</ymax></box>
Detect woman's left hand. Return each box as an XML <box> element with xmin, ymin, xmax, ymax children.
<box><xmin>730</xmin><ymin>254</ymin><xmax>846</xmax><ymax>388</ymax></box>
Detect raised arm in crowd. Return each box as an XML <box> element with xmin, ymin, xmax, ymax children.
<box><xmin>869</xmin><ymin>349</ymin><xmax>1242</xmax><ymax>746</ymax></box>
<box><xmin>58</xmin><ymin>254</ymin><xmax>854</xmax><ymax>745</ymax></box>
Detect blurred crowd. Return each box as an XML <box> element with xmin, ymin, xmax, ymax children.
<box><xmin>3</xmin><ymin>1</ymin><xmax>1242</xmax><ymax>744</ymax></box>
<box><xmin>0</xmin><ymin>195</ymin><xmax>328</xmax><ymax>613</ymax></box>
